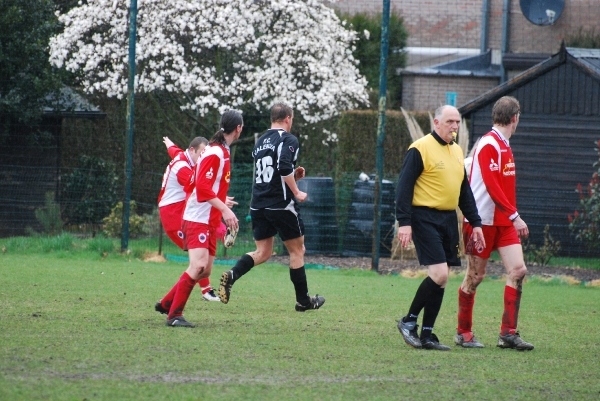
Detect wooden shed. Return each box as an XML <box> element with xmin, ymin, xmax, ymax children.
<box><xmin>459</xmin><ymin>45</ymin><xmax>600</xmax><ymax>257</ymax></box>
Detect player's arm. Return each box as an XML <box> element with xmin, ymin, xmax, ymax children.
<box><xmin>395</xmin><ymin>148</ymin><xmax>423</xmax><ymax>248</ymax></box>
<box><xmin>279</xmin><ymin>136</ymin><xmax>306</xmax><ymax>202</ymax></box>
<box><xmin>283</xmin><ymin>173</ymin><xmax>306</xmax><ymax>202</ymax></box>
<box><xmin>163</xmin><ymin>141</ymin><xmax>183</xmax><ymax>160</ymax></box>
<box><xmin>175</xmin><ymin>164</ymin><xmax>194</xmax><ymax>193</ymax></box>
<box><xmin>194</xmin><ymin>154</ymin><xmax>219</xmax><ymax>202</ymax></box>
<box><xmin>395</xmin><ymin>148</ymin><xmax>422</xmax><ymax>227</ymax></box>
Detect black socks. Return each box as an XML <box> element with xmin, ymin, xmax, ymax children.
<box><xmin>289</xmin><ymin>266</ymin><xmax>310</xmax><ymax>305</ymax></box>
<box><xmin>231</xmin><ymin>254</ymin><xmax>255</xmax><ymax>282</ymax></box>
<box><xmin>405</xmin><ymin>276</ymin><xmax>445</xmax><ymax>339</ymax></box>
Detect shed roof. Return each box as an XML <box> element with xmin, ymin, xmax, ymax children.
<box><xmin>401</xmin><ymin>50</ymin><xmax>502</xmax><ymax>78</ymax></box>
<box><xmin>43</xmin><ymin>87</ymin><xmax>106</xmax><ymax>119</ymax></box>
<box><xmin>459</xmin><ymin>44</ymin><xmax>600</xmax><ymax>117</ymax></box>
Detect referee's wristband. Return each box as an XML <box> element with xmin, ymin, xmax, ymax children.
<box><xmin>510</xmin><ymin>213</ymin><xmax>520</xmax><ymax>222</ymax></box>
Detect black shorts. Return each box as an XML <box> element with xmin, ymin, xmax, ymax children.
<box><xmin>251</xmin><ymin>203</ymin><xmax>304</xmax><ymax>242</ymax></box>
<box><xmin>411</xmin><ymin>207</ymin><xmax>461</xmax><ymax>267</ymax></box>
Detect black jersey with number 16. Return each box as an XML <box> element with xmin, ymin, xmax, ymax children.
<box><xmin>250</xmin><ymin>128</ymin><xmax>300</xmax><ymax>209</ymax></box>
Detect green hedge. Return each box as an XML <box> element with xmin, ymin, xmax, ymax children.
<box><xmin>336</xmin><ymin>110</ymin><xmax>431</xmax><ymax>177</ymax></box>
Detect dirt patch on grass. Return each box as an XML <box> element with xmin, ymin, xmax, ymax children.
<box><xmin>143</xmin><ymin>252</ymin><xmax>167</xmax><ymax>263</ymax></box>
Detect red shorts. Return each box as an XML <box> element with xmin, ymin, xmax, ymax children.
<box><xmin>182</xmin><ymin>221</ymin><xmax>217</xmax><ymax>256</ymax></box>
<box><xmin>463</xmin><ymin>223</ymin><xmax>520</xmax><ymax>259</ymax></box>
<box><xmin>159</xmin><ymin>202</ymin><xmax>185</xmax><ymax>250</ymax></box>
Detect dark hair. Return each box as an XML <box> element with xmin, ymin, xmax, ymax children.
<box><xmin>188</xmin><ymin>136</ymin><xmax>208</xmax><ymax>150</ymax></box>
<box><xmin>210</xmin><ymin>110</ymin><xmax>243</xmax><ymax>145</ymax></box>
<box><xmin>492</xmin><ymin>96</ymin><xmax>520</xmax><ymax>126</ymax></box>
<box><xmin>270</xmin><ymin>102</ymin><xmax>293</xmax><ymax>123</ymax></box>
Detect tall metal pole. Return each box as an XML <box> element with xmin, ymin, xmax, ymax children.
<box><xmin>121</xmin><ymin>0</ymin><xmax>137</xmax><ymax>252</ymax></box>
<box><xmin>371</xmin><ymin>0</ymin><xmax>390</xmax><ymax>271</ymax></box>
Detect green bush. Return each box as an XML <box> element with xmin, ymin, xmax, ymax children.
<box><xmin>336</xmin><ymin>109</ymin><xmax>429</xmax><ymax>176</ymax></box>
<box><xmin>523</xmin><ymin>225</ymin><xmax>561</xmax><ymax>266</ymax></box>
<box><xmin>33</xmin><ymin>192</ymin><xmax>63</xmax><ymax>235</ymax></box>
<box><xmin>569</xmin><ymin>140</ymin><xmax>600</xmax><ymax>251</ymax></box>
<box><xmin>102</xmin><ymin>201</ymin><xmax>145</xmax><ymax>239</ymax></box>
<box><xmin>61</xmin><ymin>155</ymin><xmax>120</xmax><ymax>225</ymax></box>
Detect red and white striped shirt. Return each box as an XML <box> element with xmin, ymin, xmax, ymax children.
<box><xmin>157</xmin><ymin>146</ymin><xmax>195</xmax><ymax>207</ymax></box>
<box><xmin>468</xmin><ymin>128</ymin><xmax>519</xmax><ymax>226</ymax></box>
<box><xmin>183</xmin><ymin>143</ymin><xmax>231</xmax><ymax>227</ymax></box>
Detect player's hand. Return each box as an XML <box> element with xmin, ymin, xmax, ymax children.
<box><xmin>225</xmin><ymin>196</ymin><xmax>238</xmax><ymax>209</ymax></box>
<box><xmin>397</xmin><ymin>225</ymin><xmax>412</xmax><ymax>248</ymax></box>
<box><xmin>221</xmin><ymin>208</ymin><xmax>238</xmax><ymax>231</ymax></box>
<box><xmin>294</xmin><ymin>166</ymin><xmax>305</xmax><ymax>181</ymax></box>
<box><xmin>513</xmin><ymin>216</ymin><xmax>529</xmax><ymax>238</ymax></box>
<box><xmin>163</xmin><ymin>136</ymin><xmax>174</xmax><ymax>148</ymax></box>
<box><xmin>471</xmin><ymin>227</ymin><xmax>486</xmax><ymax>251</ymax></box>
<box><xmin>295</xmin><ymin>190</ymin><xmax>307</xmax><ymax>203</ymax></box>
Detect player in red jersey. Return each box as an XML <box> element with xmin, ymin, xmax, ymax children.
<box><xmin>157</xmin><ymin>136</ymin><xmax>221</xmax><ymax>301</ymax></box>
<box><xmin>457</xmin><ymin>96</ymin><xmax>534</xmax><ymax>350</ymax></box>
<box><xmin>158</xmin><ymin>110</ymin><xmax>242</xmax><ymax>327</ymax></box>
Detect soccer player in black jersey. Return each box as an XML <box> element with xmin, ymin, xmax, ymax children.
<box><xmin>218</xmin><ymin>103</ymin><xmax>325</xmax><ymax>311</ymax></box>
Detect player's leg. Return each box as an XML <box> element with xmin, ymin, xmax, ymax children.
<box><xmin>397</xmin><ymin>209</ymin><xmax>449</xmax><ymax>349</ymax></box>
<box><xmin>219</xmin><ymin>208</ymin><xmax>275</xmax><ymax>304</ymax></box>
<box><xmin>159</xmin><ymin>204</ymin><xmax>217</xmax><ymax>301</ymax></box>
<box><xmin>419</xmin><ymin>262</ymin><xmax>451</xmax><ymax>350</ymax></box>
<box><xmin>273</xmin><ymin>205</ymin><xmax>324</xmax><ymax>312</ymax></box>
<box><xmin>497</xmin><ymin>240</ymin><xmax>534</xmax><ymax>350</ymax></box>
<box><xmin>455</xmin><ymin>224</ymin><xmax>493</xmax><ymax>348</ymax></box>
<box><xmin>165</xmin><ymin>223</ymin><xmax>210</xmax><ymax>327</ymax></box>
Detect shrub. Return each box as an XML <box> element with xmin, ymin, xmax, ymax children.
<box><xmin>29</xmin><ymin>192</ymin><xmax>63</xmax><ymax>235</ymax></box>
<box><xmin>523</xmin><ymin>225</ymin><xmax>561</xmax><ymax>266</ymax></box>
<box><xmin>568</xmin><ymin>140</ymin><xmax>600</xmax><ymax>251</ymax></box>
<box><xmin>102</xmin><ymin>201</ymin><xmax>145</xmax><ymax>238</ymax></box>
<box><xmin>61</xmin><ymin>155</ymin><xmax>120</xmax><ymax>226</ymax></box>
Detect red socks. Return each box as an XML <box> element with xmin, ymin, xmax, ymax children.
<box><xmin>501</xmin><ymin>285</ymin><xmax>521</xmax><ymax>335</ymax></box>
<box><xmin>457</xmin><ymin>288</ymin><xmax>475</xmax><ymax>338</ymax></box>
<box><xmin>167</xmin><ymin>272</ymin><xmax>197</xmax><ymax>319</ymax></box>
<box><xmin>161</xmin><ymin>276</ymin><xmax>211</xmax><ymax>309</ymax></box>
<box><xmin>198</xmin><ymin>277</ymin><xmax>212</xmax><ymax>294</ymax></box>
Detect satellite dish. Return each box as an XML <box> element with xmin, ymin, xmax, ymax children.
<box><xmin>520</xmin><ymin>0</ymin><xmax>564</xmax><ymax>26</ymax></box>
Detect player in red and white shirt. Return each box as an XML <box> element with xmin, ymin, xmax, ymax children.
<box><xmin>158</xmin><ymin>110</ymin><xmax>243</xmax><ymax>327</ymax></box>
<box><xmin>156</xmin><ymin>136</ymin><xmax>221</xmax><ymax>302</ymax></box>
<box><xmin>458</xmin><ymin>96</ymin><xmax>534</xmax><ymax>350</ymax></box>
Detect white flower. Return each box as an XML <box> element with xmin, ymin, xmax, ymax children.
<box><xmin>49</xmin><ymin>0</ymin><xmax>368</xmax><ymax>121</ymax></box>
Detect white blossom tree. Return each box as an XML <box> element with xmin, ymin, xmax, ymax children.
<box><xmin>49</xmin><ymin>0</ymin><xmax>368</xmax><ymax>123</ymax></box>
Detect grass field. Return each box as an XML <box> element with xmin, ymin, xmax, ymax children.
<box><xmin>1</xmin><ymin>236</ymin><xmax>600</xmax><ymax>400</ymax></box>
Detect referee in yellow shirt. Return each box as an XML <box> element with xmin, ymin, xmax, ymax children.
<box><xmin>395</xmin><ymin>105</ymin><xmax>486</xmax><ymax>350</ymax></box>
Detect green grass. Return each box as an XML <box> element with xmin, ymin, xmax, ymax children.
<box><xmin>1</xmin><ymin>238</ymin><xmax>600</xmax><ymax>400</ymax></box>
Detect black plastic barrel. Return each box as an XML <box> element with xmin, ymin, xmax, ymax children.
<box><xmin>343</xmin><ymin>179</ymin><xmax>396</xmax><ymax>257</ymax></box>
<box><xmin>296</xmin><ymin>177</ymin><xmax>339</xmax><ymax>254</ymax></box>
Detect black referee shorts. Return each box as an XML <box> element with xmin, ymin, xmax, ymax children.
<box><xmin>251</xmin><ymin>202</ymin><xmax>305</xmax><ymax>242</ymax></box>
<box><xmin>411</xmin><ymin>206</ymin><xmax>461</xmax><ymax>267</ymax></box>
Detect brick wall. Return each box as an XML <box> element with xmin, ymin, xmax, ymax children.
<box><xmin>401</xmin><ymin>74</ymin><xmax>499</xmax><ymax>111</ymax></box>
<box><xmin>331</xmin><ymin>0</ymin><xmax>599</xmax><ymax>54</ymax></box>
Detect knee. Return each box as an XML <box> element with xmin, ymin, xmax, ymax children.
<box><xmin>470</xmin><ymin>271</ymin><xmax>485</xmax><ymax>288</ymax></box>
<box><xmin>188</xmin><ymin>261</ymin><xmax>207</xmax><ymax>280</ymax></box>
<box><xmin>511</xmin><ymin>264</ymin><xmax>527</xmax><ymax>280</ymax></box>
<box><xmin>431</xmin><ymin>271</ymin><xmax>449</xmax><ymax>287</ymax></box>
<box><xmin>289</xmin><ymin>244</ymin><xmax>305</xmax><ymax>259</ymax></box>
<box><xmin>251</xmin><ymin>248</ymin><xmax>271</xmax><ymax>264</ymax></box>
